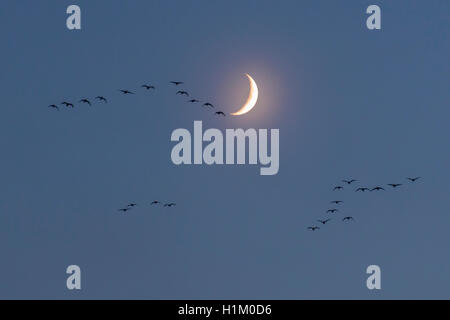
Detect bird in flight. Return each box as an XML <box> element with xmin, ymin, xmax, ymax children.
<box><xmin>387</xmin><ymin>183</ymin><xmax>402</xmax><ymax>188</ymax></box>
<box><xmin>330</xmin><ymin>200</ymin><xmax>343</xmax><ymax>204</ymax></box>
<box><xmin>150</xmin><ymin>200</ymin><xmax>161</xmax><ymax>205</ymax></box>
<box><xmin>188</xmin><ymin>99</ymin><xmax>200</xmax><ymax>103</ymax></box>
<box><xmin>95</xmin><ymin>96</ymin><xmax>108</xmax><ymax>103</ymax></box>
<box><xmin>203</xmin><ymin>102</ymin><xmax>214</xmax><ymax>108</ymax></box>
<box><xmin>118</xmin><ymin>208</ymin><xmax>131</xmax><ymax>212</ymax></box>
<box><xmin>342</xmin><ymin>179</ymin><xmax>358</xmax><ymax>185</ymax></box>
<box><xmin>342</xmin><ymin>216</ymin><xmax>354</xmax><ymax>222</ymax></box>
<box><xmin>164</xmin><ymin>203</ymin><xmax>176</xmax><ymax>207</ymax></box>
<box><xmin>371</xmin><ymin>186</ymin><xmax>385</xmax><ymax>191</ymax></box>
<box><xmin>317</xmin><ymin>219</ymin><xmax>331</xmax><ymax>225</ymax></box>
<box><xmin>79</xmin><ymin>98</ymin><xmax>91</xmax><ymax>106</ymax></box>
<box><xmin>407</xmin><ymin>177</ymin><xmax>421</xmax><ymax>182</ymax></box>
<box><xmin>307</xmin><ymin>226</ymin><xmax>320</xmax><ymax>231</ymax></box>
<box><xmin>170</xmin><ymin>81</ymin><xmax>184</xmax><ymax>86</ymax></box>
<box><xmin>119</xmin><ymin>89</ymin><xmax>134</xmax><ymax>95</ymax></box>
<box><xmin>142</xmin><ymin>84</ymin><xmax>155</xmax><ymax>90</ymax></box>
<box><xmin>215</xmin><ymin>111</ymin><xmax>226</xmax><ymax>116</ymax></box>
<box><xmin>48</xmin><ymin>104</ymin><xmax>59</xmax><ymax>111</ymax></box>
<box><xmin>327</xmin><ymin>209</ymin><xmax>338</xmax><ymax>214</ymax></box>
<box><xmin>176</xmin><ymin>90</ymin><xmax>189</xmax><ymax>96</ymax></box>
<box><xmin>61</xmin><ymin>101</ymin><xmax>74</xmax><ymax>108</ymax></box>
<box><xmin>333</xmin><ymin>186</ymin><xmax>344</xmax><ymax>191</ymax></box>
<box><xmin>127</xmin><ymin>203</ymin><xmax>137</xmax><ymax>207</ymax></box>
<box><xmin>356</xmin><ymin>187</ymin><xmax>370</xmax><ymax>192</ymax></box>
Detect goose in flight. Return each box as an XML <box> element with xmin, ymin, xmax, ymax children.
<box><xmin>142</xmin><ymin>84</ymin><xmax>155</xmax><ymax>90</ymax></box>
<box><xmin>176</xmin><ymin>90</ymin><xmax>189</xmax><ymax>96</ymax></box>
<box><xmin>95</xmin><ymin>96</ymin><xmax>108</xmax><ymax>103</ymax></box>
<box><xmin>164</xmin><ymin>203</ymin><xmax>176</xmax><ymax>207</ymax></box>
<box><xmin>330</xmin><ymin>200</ymin><xmax>343</xmax><ymax>204</ymax></box>
<box><xmin>203</xmin><ymin>102</ymin><xmax>214</xmax><ymax>108</ymax></box>
<box><xmin>61</xmin><ymin>101</ymin><xmax>74</xmax><ymax>108</ymax></box>
<box><xmin>119</xmin><ymin>89</ymin><xmax>134</xmax><ymax>95</ymax></box>
<box><xmin>356</xmin><ymin>187</ymin><xmax>370</xmax><ymax>192</ymax></box>
<box><xmin>407</xmin><ymin>177</ymin><xmax>421</xmax><ymax>182</ymax></box>
<box><xmin>215</xmin><ymin>111</ymin><xmax>226</xmax><ymax>116</ymax></box>
<box><xmin>307</xmin><ymin>226</ymin><xmax>320</xmax><ymax>231</ymax></box>
<box><xmin>317</xmin><ymin>219</ymin><xmax>331</xmax><ymax>225</ymax></box>
<box><xmin>79</xmin><ymin>98</ymin><xmax>91</xmax><ymax>106</ymax></box>
<box><xmin>151</xmin><ymin>200</ymin><xmax>161</xmax><ymax>205</ymax></box>
<box><xmin>327</xmin><ymin>209</ymin><xmax>338</xmax><ymax>214</ymax></box>
<box><xmin>48</xmin><ymin>104</ymin><xmax>59</xmax><ymax>111</ymax></box>
<box><xmin>333</xmin><ymin>186</ymin><xmax>344</xmax><ymax>191</ymax></box>
<box><xmin>387</xmin><ymin>183</ymin><xmax>402</xmax><ymax>188</ymax></box>
<box><xmin>342</xmin><ymin>179</ymin><xmax>358</xmax><ymax>184</ymax></box>
<box><xmin>118</xmin><ymin>208</ymin><xmax>131</xmax><ymax>212</ymax></box>
<box><xmin>371</xmin><ymin>186</ymin><xmax>385</xmax><ymax>191</ymax></box>
<box><xmin>342</xmin><ymin>216</ymin><xmax>354</xmax><ymax>222</ymax></box>
<box><xmin>170</xmin><ymin>81</ymin><xmax>184</xmax><ymax>86</ymax></box>
<box><xmin>188</xmin><ymin>99</ymin><xmax>200</xmax><ymax>103</ymax></box>
<box><xmin>127</xmin><ymin>203</ymin><xmax>137</xmax><ymax>207</ymax></box>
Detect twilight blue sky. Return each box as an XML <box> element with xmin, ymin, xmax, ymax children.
<box><xmin>1</xmin><ymin>0</ymin><xmax>449</xmax><ymax>299</ymax></box>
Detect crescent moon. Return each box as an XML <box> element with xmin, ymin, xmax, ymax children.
<box><xmin>231</xmin><ymin>74</ymin><xmax>259</xmax><ymax>116</ymax></box>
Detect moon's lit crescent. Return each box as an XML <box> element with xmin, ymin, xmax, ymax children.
<box><xmin>231</xmin><ymin>74</ymin><xmax>258</xmax><ymax>116</ymax></box>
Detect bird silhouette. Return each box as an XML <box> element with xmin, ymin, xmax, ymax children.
<box><xmin>118</xmin><ymin>208</ymin><xmax>131</xmax><ymax>212</ymax></box>
<box><xmin>170</xmin><ymin>81</ymin><xmax>184</xmax><ymax>86</ymax></box>
<box><xmin>188</xmin><ymin>99</ymin><xmax>200</xmax><ymax>103</ymax></box>
<box><xmin>307</xmin><ymin>226</ymin><xmax>320</xmax><ymax>231</ymax></box>
<box><xmin>356</xmin><ymin>187</ymin><xmax>370</xmax><ymax>192</ymax></box>
<box><xmin>317</xmin><ymin>219</ymin><xmax>331</xmax><ymax>225</ymax></box>
<box><xmin>215</xmin><ymin>111</ymin><xmax>226</xmax><ymax>116</ymax></box>
<box><xmin>327</xmin><ymin>209</ymin><xmax>338</xmax><ymax>214</ymax></box>
<box><xmin>342</xmin><ymin>216</ymin><xmax>354</xmax><ymax>222</ymax></box>
<box><xmin>333</xmin><ymin>186</ymin><xmax>344</xmax><ymax>191</ymax></box>
<box><xmin>127</xmin><ymin>203</ymin><xmax>137</xmax><ymax>207</ymax></box>
<box><xmin>371</xmin><ymin>186</ymin><xmax>385</xmax><ymax>191</ymax></box>
<box><xmin>119</xmin><ymin>89</ymin><xmax>134</xmax><ymax>95</ymax></box>
<box><xmin>330</xmin><ymin>200</ymin><xmax>343</xmax><ymax>204</ymax></box>
<box><xmin>95</xmin><ymin>96</ymin><xmax>108</xmax><ymax>103</ymax></box>
<box><xmin>61</xmin><ymin>101</ymin><xmax>74</xmax><ymax>108</ymax></box>
<box><xmin>407</xmin><ymin>177</ymin><xmax>421</xmax><ymax>182</ymax></box>
<box><xmin>203</xmin><ymin>102</ymin><xmax>214</xmax><ymax>108</ymax></box>
<box><xmin>142</xmin><ymin>84</ymin><xmax>155</xmax><ymax>90</ymax></box>
<box><xmin>150</xmin><ymin>200</ymin><xmax>161</xmax><ymax>205</ymax></box>
<box><xmin>79</xmin><ymin>98</ymin><xmax>91</xmax><ymax>106</ymax></box>
<box><xmin>176</xmin><ymin>90</ymin><xmax>189</xmax><ymax>96</ymax></box>
<box><xmin>164</xmin><ymin>203</ymin><xmax>176</xmax><ymax>207</ymax></box>
<box><xmin>342</xmin><ymin>179</ymin><xmax>358</xmax><ymax>184</ymax></box>
<box><xmin>388</xmin><ymin>183</ymin><xmax>402</xmax><ymax>188</ymax></box>
<box><xmin>48</xmin><ymin>104</ymin><xmax>59</xmax><ymax>111</ymax></box>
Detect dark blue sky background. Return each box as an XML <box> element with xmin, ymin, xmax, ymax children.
<box><xmin>1</xmin><ymin>0</ymin><xmax>449</xmax><ymax>299</ymax></box>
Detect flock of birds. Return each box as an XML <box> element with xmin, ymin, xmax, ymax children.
<box><xmin>47</xmin><ymin>79</ymin><xmax>233</xmax><ymax>214</ymax></box>
<box><xmin>48</xmin><ymin>81</ymin><xmax>227</xmax><ymax>116</ymax></box>
<box><xmin>118</xmin><ymin>200</ymin><xmax>176</xmax><ymax>213</ymax></box>
<box><xmin>307</xmin><ymin>176</ymin><xmax>422</xmax><ymax>231</ymax></box>
<box><xmin>46</xmin><ymin>80</ymin><xmax>423</xmax><ymax>225</ymax></box>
